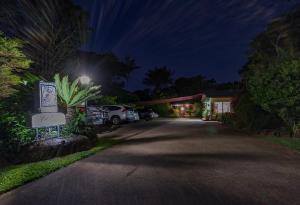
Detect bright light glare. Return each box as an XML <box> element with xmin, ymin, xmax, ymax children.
<box><xmin>79</xmin><ymin>75</ymin><xmax>91</xmax><ymax>85</ymax></box>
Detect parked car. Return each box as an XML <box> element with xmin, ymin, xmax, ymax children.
<box><xmin>152</xmin><ymin>112</ymin><xmax>159</xmax><ymax>118</ymax></box>
<box><xmin>86</xmin><ymin>106</ymin><xmax>109</xmax><ymax>125</ymax></box>
<box><xmin>124</xmin><ymin>106</ymin><xmax>140</xmax><ymax>122</ymax></box>
<box><xmin>100</xmin><ymin>105</ymin><xmax>129</xmax><ymax>125</ymax></box>
<box><xmin>137</xmin><ymin>108</ymin><xmax>158</xmax><ymax>121</ymax></box>
<box><xmin>134</xmin><ymin>110</ymin><xmax>140</xmax><ymax>121</ymax></box>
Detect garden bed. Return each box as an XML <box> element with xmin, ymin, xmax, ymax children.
<box><xmin>5</xmin><ymin>134</ymin><xmax>95</xmax><ymax>164</ymax></box>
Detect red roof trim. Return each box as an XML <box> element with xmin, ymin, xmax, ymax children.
<box><xmin>137</xmin><ymin>93</ymin><xmax>205</xmax><ymax>105</ymax></box>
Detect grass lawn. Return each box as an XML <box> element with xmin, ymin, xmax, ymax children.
<box><xmin>264</xmin><ymin>136</ymin><xmax>300</xmax><ymax>152</ymax></box>
<box><xmin>0</xmin><ymin>139</ymin><xmax>119</xmax><ymax>194</ymax></box>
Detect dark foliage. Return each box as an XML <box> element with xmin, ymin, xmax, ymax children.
<box><xmin>134</xmin><ymin>89</ymin><xmax>151</xmax><ymax>101</ymax></box>
<box><xmin>232</xmin><ymin>93</ymin><xmax>283</xmax><ymax>131</ymax></box>
<box><xmin>151</xmin><ymin>103</ymin><xmax>173</xmax><ymax>117</ymax></box>
<box><xmin>64</xmin><ymin>51</ymin><xmax>138</xmax><ymax>94</ymax></box>
<box><xmin>0</xmin><ymin>73</ymin><xmax>41</xmax><ymax>157</ymax></box>
<box><xmin>241</xmin><ymin>6</ymin><xmax>300</xmax><ymax>135</ymax></box>
<box><xmin>0</xmin><ymin>0</ymin><xmax>90</xmax><ymax>79</ymax></box>
<box><xmin>0</xmin><ymin>112</ymin><xmax>35</xmax><ymax>160</ymax></box>
<box><xmin>174</xmin><ymin>75</ymin><xmax>216</xmax><ymax>96</ymax></box>
<box><xmin>143</xmin><ymin>66</ymin><xmax>173</xmax><ymax>93</ymax></box>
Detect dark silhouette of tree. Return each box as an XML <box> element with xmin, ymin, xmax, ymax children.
<box><xmin>143</xmin><ymin>66</ymin><xmax>173</xmax><ymax>93</ymax></box>
<box><xmin>0</xmin><ymin>0</ymin><xmax>90</xmax><ymax>79</ymax></box>
<box><xmin>214</xmin><ymin>81</ymin><xmax>242</xmax><ymax>90</ymax></box>
<box><xmin>134</xmin><ymin>89</ymin><xmax>151</xmax><ymax>101</ymax></box>
<box><xmin>64</xmin><ymin>51</ymin><xmax>138</xmax><ymax>94</ymax></box>
<box><xmin>174</xmin><ymin>75</ymin><xmax>216</xmax><ymax>96</ymax></box>
<box><xmin>241</xmin><ymin>5</ymin><xmax>300</xmax><ymax>78</ymax></box>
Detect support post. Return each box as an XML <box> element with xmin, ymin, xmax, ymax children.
<box><xmin>35</xmin><ymin>128</ymin><xmax>39</xmax><ymax>139</ymax></box>
<box><xmin>57</xmin><ymin>125</ymin><xmax>60</xmax><ymax>138</ymax></box>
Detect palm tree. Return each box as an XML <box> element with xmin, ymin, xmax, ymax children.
<box><xmin>54</xmin><ymin>74</ymin><xmax>101</xmax><ymax>123</ymax></box>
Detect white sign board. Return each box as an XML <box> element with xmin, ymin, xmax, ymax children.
<box><xmin>39</xmin><ymin>81</ymin><xmax>58</xmax><ymax>113</ymax></box>
<box><xmin>31</xmin><ymin>113</ymin><xmax>66</xmax><ymax>128</ymax></box>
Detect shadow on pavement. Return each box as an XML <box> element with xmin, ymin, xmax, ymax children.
<box><xmin>85</xmin><ymin>151</ymin><xmax>270</xmax><ymax>169</ymax></box>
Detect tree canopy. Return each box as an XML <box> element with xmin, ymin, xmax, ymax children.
<box><xmin>0</xmin><ymin>33</ymin><xmax>31</xmax><ymax>98</ymax></box>
<box><xmin>0</xmin><ymin>0</ymin><xmax>89</xmax><ymax>79</ymax></box>
<box><xmin>242</xmin><ymin>6</ymin><xmax>300</xmax><ymax>136</ymax></box>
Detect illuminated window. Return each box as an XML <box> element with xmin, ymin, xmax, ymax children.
<box><xmin>214</xmin><ymin>102</ymin><xmax>231</xmax><ymax>113</ymax></box>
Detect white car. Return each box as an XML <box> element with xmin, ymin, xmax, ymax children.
<box><xmin>101</xmin><ymin>105</ymin><xmax>128</xmax><ymax>125</ymax></box>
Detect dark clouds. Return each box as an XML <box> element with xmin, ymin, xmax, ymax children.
<box><xmin>73</xmin><ymin>0</ymin><xmax>297</xmax><ymax>90</ymax></box>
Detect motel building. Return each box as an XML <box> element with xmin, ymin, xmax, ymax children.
<box><xmin>138</xmin><ymin>91</ymin><xmax>238</xmax><ymax>120</ymax></box>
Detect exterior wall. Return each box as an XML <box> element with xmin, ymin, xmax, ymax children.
<box><xmin>203</xmin><ymin>97</ymin><xmax>234</xmax><ymax>120</ymax></box>
<box><xmin>211</xmin><ymin>97</ymin><xmax>234</xmax><ymax>120</ymax></box>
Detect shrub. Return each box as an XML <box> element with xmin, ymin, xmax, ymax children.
<box><xmin>232</xmin><ymin>93</ymin><xmax>283</xmax><ymax>131</ymax></box>
<box><xmin>151</xmin><ymin>103</ymin><xmax>173</xmax><ymax>117</ymax></box>
<box><xmin>0</xmin><ymin>112</ymin><xmax>35</xmax><ymax>158</ymax></box>
<box><xmin>220</xmin><ymin>113</ymin><xmax>236</xmax><ymax>127</ymax></box>
<box><xmin>246</xmin><ymin>50</ymin><xmax>300</xmax><ymax>136</ymax></box>
<box><xmin>192</xmin><ymin>102</ymin><xmax>203</xmax><ymax>117</ymax></box>
<box><xmin>62</xmin><ymin>108</ymin><xmax>86</xmax><ymax>136</ymax></box>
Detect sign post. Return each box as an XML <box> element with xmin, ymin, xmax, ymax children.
<box><xmin>31</xmin><ymin>81</ymin><xmax>66</xmax><ymax>139</ymax></box>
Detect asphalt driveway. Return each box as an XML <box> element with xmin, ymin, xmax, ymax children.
<box><xmin>1</xmin><ymin>118</ymin><xmax>300</xmax><ymax>205</ymax></box>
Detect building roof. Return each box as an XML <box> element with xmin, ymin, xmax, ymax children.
<box><xmin>137</xmin><ymin>90</ymin><xmax>240</xmax><ymax>105</ymax></box>
<box><xmin>205</xmin><ymin>90</ymin><xmax>240</xmax><ymax>98</ymax></box>
<box><xmin>137</xmin><ymin>93</ymin><xmax>205</xmax><ymax>105</ymax></box>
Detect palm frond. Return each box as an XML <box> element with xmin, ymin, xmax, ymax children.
<box><xmin>54</xmin><ymin>74</ymin><xmax>63</xmax><ymax>99</ymax></box>
<box><xmin>61</xmin><ymin>75</ymin><xmax>70</xmax><ymax>104</ymax></box>
<box><xmin>69</xmin><ymin>78</ymin><xmax>79</xmax><ymax>103</ymax></box>
<box><xmin>69</xmin><ymin>88</ymin><xmax>88</xmax><ymax>106</ymax></box>
<box><xmin>54</xmin><ymin>73</ymin><xmax>101</xmax><ymax>107</ymax></box>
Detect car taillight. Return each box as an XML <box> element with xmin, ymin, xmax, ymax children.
<box><xmin>79</xmin><ymin>107</ymin><xmax>85</xmax><ymax>113</ymax></box>
<box><xmin>122</xmin><ymin>108</ymin><xmax>127</xmax><ymax>112</ymax></box>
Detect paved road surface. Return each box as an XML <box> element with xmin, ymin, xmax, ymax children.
<box><xmin>1</xmin><ymin>119</ymin><xmax>300</xmax><ymax>205</ymax></box>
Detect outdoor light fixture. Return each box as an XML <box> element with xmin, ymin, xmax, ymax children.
<box><xmin>79</xmin><ymin>75</ymin><xmax>91</xmax><ymax>85</ymax></box>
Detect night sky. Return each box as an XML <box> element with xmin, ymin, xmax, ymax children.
<box><xmin>73</xmin><ymin>0</ymin><xmax>297</xmax><ymax>90</ymax></box>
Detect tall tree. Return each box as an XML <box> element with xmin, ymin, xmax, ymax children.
<box><xmin>241</xmin><ymin>5</ymin><xmax>300</xmax><ymax>78</ymax></box>
<box><xmin>242</xmin><ymin>6</ymin><xmax>300</xmax><ymax>136</ymax></box>
<box><xmin>0</xmin><ymin>0</ymin><xmax>89</xmax><ymax>79</ymax></box>
<box><xmin>246</xmin><ymin>50</ymin><xmax>300</xmax><ymax>136</ymax></box>
<box><xmin>0</xmin><ymin>33</ymin><xmax>31</xmax><ymax>98</ymax></box>
<box><xmin>143</xmin><ymin>66</ymin><xmax>173</xmax><ymax>93</ymax></box>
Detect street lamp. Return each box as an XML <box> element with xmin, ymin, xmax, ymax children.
<box><xmin>79</xmin><ymin>75</ymin><xmax>91</xmax><ymax>85</ymax></box>
<box><xmin>79</xmin><ymin>75</ymin><xmax>91</xmax><ymax>120</ymax></box>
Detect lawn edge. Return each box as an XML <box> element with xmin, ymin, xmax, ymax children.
<box><xmin>0</xmin><ymin>139</ymin><xmax>119</xmax><ymax>194</ymax></box>
<box><xmin>261</xmin><ymin>135</ymin><xmax>300</xmax><ymax>153</ymax></box>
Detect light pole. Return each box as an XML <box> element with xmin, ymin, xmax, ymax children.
<box><xmin>79</xmin><ymin>75</ymin><xmax>91</xmax><ymax>85</ymax></box>
<box><xmin>79</xmin><ymin>75</ymin><xmax>91</xmax><ymax>122</ymax></box>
